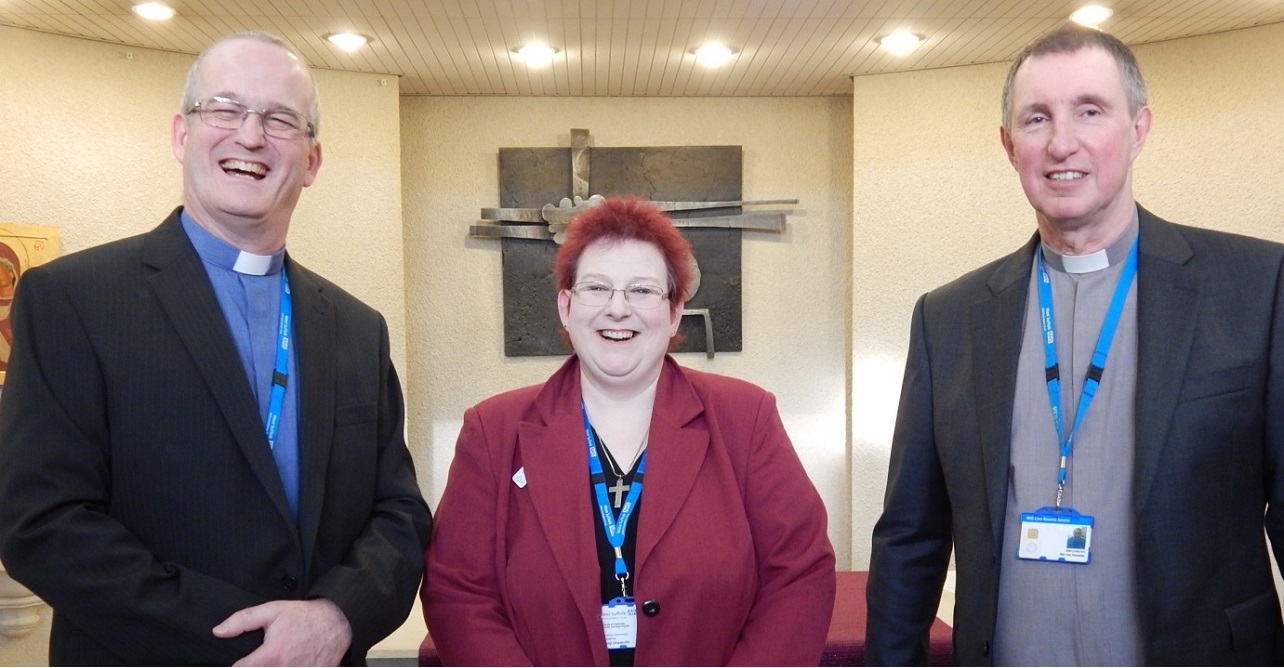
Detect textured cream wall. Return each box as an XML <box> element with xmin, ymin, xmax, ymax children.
<box><xmin>0</xmin><ymin>26</ymin><xmax>405</xmax><ymax>368</ymax></box>
<box><xmin>400</xmin><ymin>96</ymin><xmax>855</xmax><ymax>567</ymax></box>
<box><xmin>852</xmin><ymin>23</ymin><xmax>1284</xmax><ymax>570</ymax></box>
<box><xmin>0</xmin><ymin>26</ymin><xmax>404</xmax><ymax>664</ymax></box>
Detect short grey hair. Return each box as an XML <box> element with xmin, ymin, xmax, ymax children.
<box><xmin>1001</xmin><ymin>22</ymin><xmax>1147</xmax><ymax>129</ymax></box>
<box><xmin>180</xmin><ymin>31</ymin><xmax>321</xmax><ymax>138</ymax></box>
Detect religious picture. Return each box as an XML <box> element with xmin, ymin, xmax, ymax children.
<box><xmin>0</xmin><ymin>223</ymin><xmax>60</xmax><ymax>385</ymax></box>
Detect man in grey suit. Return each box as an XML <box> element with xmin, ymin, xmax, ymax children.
<box><xmin>867</xmin><ymin>22</ymin><xmax>1284</xmax><ymax>666</ymax></box>
<box><xmin>0</xmin><ymin>32</ymin><xmax>431</xmax><ymax>665</ymax></box>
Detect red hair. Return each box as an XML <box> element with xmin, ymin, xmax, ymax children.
<box><xmin>554</xmin><ymin>197</ymin><xmax>693</xmax><ymax>300</ymax></box>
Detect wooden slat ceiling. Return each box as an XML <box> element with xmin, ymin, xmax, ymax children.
<box><xmin>3</xmin><ymin>0</ymin><xmax>1283</xmax><ymax>96</ymax></box>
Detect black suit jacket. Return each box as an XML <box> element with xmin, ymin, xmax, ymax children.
<box><xmin>0</xmin><ymin>209</ymin><xmax>431</xmax><ymax>665</ymax></box>
<box><xmin>866</xmin><ymin>207</ymin><xmax>1284</xmax><ymax>665</ymax></box>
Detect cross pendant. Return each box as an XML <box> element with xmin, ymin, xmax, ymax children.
<box><xmin>609</xmin><ymin>479</ymin><xmax>629</xmax><ymax>509</ymax></box>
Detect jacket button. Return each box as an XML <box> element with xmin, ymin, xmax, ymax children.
<box><xmin>641</xmin><ymin>599</ymin><xmax>660</xmax><ymax>617</ymax></box>
<box><xmin>982</xmin><ymin>641</ymin><xmax>991</xmax><ymax>656</ymax></box>
<box><xmin>280</xmin><ymin>575</ymin><xmax>298</xmax><ymax>592</ymax></box>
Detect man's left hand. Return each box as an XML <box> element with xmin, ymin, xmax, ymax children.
<box><xmin>214</xmin><ymin>598</ymin><xmax>353</xmax><ymax>666</ymax></box>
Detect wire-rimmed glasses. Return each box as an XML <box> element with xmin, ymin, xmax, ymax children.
<box><xmin>186</xmin><ymin>96</ymin><xmax>315</xmax><ymax>140</ymax></box>
<box><xmin>569</xmin><ymin>282</ymin><xmax>669</xmax><ymax>309</ymax></box>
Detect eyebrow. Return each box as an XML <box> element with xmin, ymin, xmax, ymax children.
<box><xmin>207</xmin><ymin>91</ymin><xmax>302</xmax><ymax>113</ymax></box>
<box><xmin>1071</xmin><ymin>93</ymin><xmax>1115</xmax><ymax>110</ymax></box>
<box><xmin>577</xmin><ymin>273</ymin><xmax>664</xmax><ymax>285</ymax></box>
<box><xmin>1016</xmin><ymin>93</ymin><xmax>1116</xmax><ymax>119</ymax></box>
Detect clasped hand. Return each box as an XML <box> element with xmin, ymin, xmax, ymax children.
<box><xmin>214</xmin><ymin>598</ymin><xmax>352</xmax><ymax>666</ymax></box>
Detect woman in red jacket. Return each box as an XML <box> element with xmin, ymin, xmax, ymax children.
<box><xmin>423</xmin><ymin>197</ymin><xmax>835</xmax><ymax>666</ymax></box>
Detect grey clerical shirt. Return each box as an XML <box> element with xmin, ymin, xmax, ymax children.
<box><xmin>993</xmin><ymin>213</ymin><xmax>1143</xmax><ymax>665</ymax></box>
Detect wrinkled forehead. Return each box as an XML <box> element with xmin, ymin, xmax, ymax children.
<box><xmin>1012</xmin><ymin>46</ymin><xmax>1124</xmax><ymax>99</ymax></box>
<box><xmin>197</xmin><ymin>39</ymin><xmax>316</xmax><ymax>108</ymax></box>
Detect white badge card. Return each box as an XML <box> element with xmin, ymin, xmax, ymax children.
<box><xmin>1017</xmin><ymin>507</ymin><xmax>1093</xmax><ymax>564</ymax></box>
<box><xmin>602</xmin><ymin>596</ymin><xmax>637</xmax><ymax>650</ymax></box>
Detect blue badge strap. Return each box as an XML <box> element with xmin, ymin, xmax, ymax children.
<box><xmin>581</xmin><ymin>403</ymin><xmax>646</xmax><ymax>593</ymax></box>
<box><xmin>264</xmin><ymin>272</ymin><xmax>292</xmax><ymax>450</ymax></box>
<box><xmin>1036</xmin><ymin>237</ymin><xmax>1138</xmax><ymax>507</ymax></box>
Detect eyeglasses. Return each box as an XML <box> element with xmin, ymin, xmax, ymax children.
<box><xmin>570</xmin><ymin>282</ymin><xmax>669</xmax><ymax>309</ymax></box>
<box><xmin>186</xmin><ymin>96</ymin><xmax>315</xmax><ymax>140</ymax></box>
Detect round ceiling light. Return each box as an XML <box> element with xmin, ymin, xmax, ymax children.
<box><xmin>515</xmin><ymin>42</ymin><xmax>558</xmax><ymax>67</ymax></box>
<box><xmin>132</xmin><ymin>2</ymin><xmax>175</xmax><ymax>21</ymax></box>
<box><xmin>326</xmin><ymin>32</ymin><xmax>372</xmax><ymax>52</ymax></box>
<box><xmin>1071</xmin><ymin>5</ymin><xmax>1114</xmax><ymax>28</ymax></box>
<box><xmin>692</xmin><ymin>42</ymin><xmax>737</xmax><ymax>67</ymax></box>
<box><xmin>878</xmin><ymin>30</ymin><xmax>924</xmax><ymax>56</ymax></box>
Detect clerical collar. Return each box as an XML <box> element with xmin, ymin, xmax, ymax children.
<box><xmin>1040</xmin><ymin>211</ymin><xmax>1139</xmax><ymax>275</ymax></box>
<box><xmin>180</xmin><ymin>210</ymin><xmax>285</xmax><ymax>276</ymax></box>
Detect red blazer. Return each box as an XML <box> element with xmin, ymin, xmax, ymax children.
<box><xmin>423</xmin><ymin>355</ymin><xmax>835</xmax><ymax>666</ymax></box>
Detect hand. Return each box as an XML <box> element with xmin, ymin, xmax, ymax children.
<box><xmin>214</xmin><ymin>598</ymin><xmax>353</xmax><ymax>666</ymax></box>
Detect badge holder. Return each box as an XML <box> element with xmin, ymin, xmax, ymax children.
<box><xmin>1017</xmin><ymin>506</ymin><xmax>1093</xmax><ymax>564</ymax></box>
<box><xmin>602</xmin><ymin>596</ymin><xmax>637</xmax><ymax>650</ymax></box>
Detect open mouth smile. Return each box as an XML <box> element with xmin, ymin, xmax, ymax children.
<box><xmin>221</xmin><ymin>159</ymin><xmax>267</xmax><ymax>180</ymax></box>
<box><xmin>599</xmin><ymin>329</ymin><xmax>637</xmax><ymax>341</ymax></box>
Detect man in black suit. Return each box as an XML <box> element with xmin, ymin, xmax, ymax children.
<box><xmin>0</xmin><ymin>32</ymin><xmax>431</xmax><ymax>665</ymax></box>
<box><xmin>867</xmin><ymin>22</ymin><xmax>1284</xmax><ymax>665</ymax></box>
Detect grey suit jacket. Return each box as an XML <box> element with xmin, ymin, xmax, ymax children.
<box><xmin>866</xmin><ymin>207</ymin><xmax>1284</xmax><ymax>666</ymax></box>
<box><xmin>0</xmin><ymin>209</ymin><xmax>431</xmax><ymax>665</ymax></box>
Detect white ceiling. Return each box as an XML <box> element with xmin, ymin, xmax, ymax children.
<box><xmin>3</xmin><ymin>1</ymin><xmax>1283</xmax><ymax>96</ymax></box>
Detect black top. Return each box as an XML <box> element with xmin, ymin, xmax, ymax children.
<box><xmin>590</xmin><ymin>429</ymin><xmax>642</xmax><ymax>668</ymax></box>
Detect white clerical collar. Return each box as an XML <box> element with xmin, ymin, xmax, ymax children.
<box><xmin>180</xmin><ymin>209</ymin><xmax>286</xmax><ymax>276</ymax></box>
<box><xmin>1061</xmin><ymin>249</ymin><xmax>1110</xmax><ymax>274</ymax></box>
<box><xmin>232</xmin><ymin>251</ymin><xmax>274</xmax><ymax>276</ymax></box>
<box><xmin>1041</xmin><ymin>211</ymin><xmax>1140</xmax><ymax>275</ymax></box>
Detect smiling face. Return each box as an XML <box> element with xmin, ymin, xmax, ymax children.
<box><xmin>1000</xmin><ymin>46</ymin><xmax>1151</xmax><ymax>251</ymax></box>
<box><xmin>171</xmin><ymin>38</ymin><xmax>322</xmax><ymax>253</ymax></box>
<box><xmin>558</xmin><ymin>238</ymin><xmax>684</xmax><ymax>395</ymax></box>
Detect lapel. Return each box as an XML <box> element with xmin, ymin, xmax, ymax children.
<box><xmin>634</xmin><ymin>357</ymin><xmax>708</xmax><ymax>573</ymax></box>
<box><xmin>287</xmin><ymin>259</ymin><xmax>335</xmax><ymax>563</ymax></box>
<box><xmin>1130</xmin><ymin>208</ymin><xmax>1199</xmax><ymax>513</ymax></box>
<box><xmin>969</xmin><ymin>236</ymin><xmax>1037</xmax><ymax>549</ymax></box>
<box><xmin>142</xmin><ymin>208</ymin><xmax>295</xmax><ymax>529</ymax></box>
<box><xmin>516</xmin><ymin>357</ymin><xmax>604</xmax><ymax>658</ymax></box>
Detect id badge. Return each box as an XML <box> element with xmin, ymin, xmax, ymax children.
<box><xmin>601</xmin><ymin>596</ymin><xmax>637</xmax><ymax>650</ymax></box>
<box><xmin>1017</xmin><ymin>506</ymin><xmax>1093</xmax><ymax>564</ymax></box>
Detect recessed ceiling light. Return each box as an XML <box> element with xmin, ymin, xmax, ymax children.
<box><xmin>514</xmin><ymin>42</ymin><xmax>558</xmax><ymax>67</ymax></box>
<box><xmin>131</xmin><ymin>2</ymin><xmax>175</xmax><ymax>21</ymax></box>
<box><xmin>692</xmin><ymin>42</ymin><xmax>737</xmax><ymax>67</ymax></box>
<box><xmin>878</xmin><ymin>31</ymin><xmax>924</xmax><ymax>56</ymax></box>
<box><xmin>326</xmin><ymin>32</ymin><xmax>372</xmax><ymax>52</ymax></box>
<box><xmin>1071</xmin><ymin>5</ymin><xmax>1114</xmax><ymax>28</ymax></box>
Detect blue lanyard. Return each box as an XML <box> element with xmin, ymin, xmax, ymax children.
<box><xmin>1037</xmin><ymin>237</ymin><xmax>1137</xmax><ymax>508</ymax></box>
<box><xmin>582</xmin><ymin>403</ymin><xmax>646</xmax><ymax>594</ymax></box>
<box><xmin>264</xmin><ymin>271</ymin><xmax>292</xmax><ymax>450</ymax></box>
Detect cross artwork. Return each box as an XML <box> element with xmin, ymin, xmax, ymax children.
<box><xmin>467</xmin><ymin>128</ymin><xmax>798</xmax><ymax>359</ymax></box>
<box><xmin>608</xmin><ymin>479</ymin><xmax>629</xmax><ymax>510</ymax></box>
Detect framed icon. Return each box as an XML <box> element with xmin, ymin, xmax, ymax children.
<box><xmin>0</xmin><ymin>223</ymin><xmax>60</xmax><ymax>384</ymax></box>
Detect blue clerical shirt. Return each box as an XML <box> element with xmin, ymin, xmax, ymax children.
<box><xmin>181</xmin><ymin>211</ymin><xmax>300</xmax><ymax>521</ymax></box>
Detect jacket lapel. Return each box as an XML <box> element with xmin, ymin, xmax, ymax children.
<box><xmin>288</xmin><ymin>260</ymin><xmax>335</xmax><ymax>563</ymax></box>
<box><xmin>634</xmin><ymin>358</ymin><xmax>707</xmax><ymax>573</ymax></box>
<box><xmin>142</xmin><ymin>210</ymin><xmax>295</xmax><ymax>528</ymax></box>
<box><xmin>970</xmin><ymin>237</ymin><xmax>1037</xmax><ymax>549</ymax></box>
<box><xmin>517</xmin><ymin>358</ymin><xmax>604</xmax><ymax>657</ymax></box>
<box><xmin>1131</xmin><ymin>209</ymin><xmax>1199</xmax><ymax>513</ymax></box>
